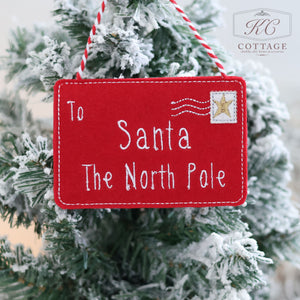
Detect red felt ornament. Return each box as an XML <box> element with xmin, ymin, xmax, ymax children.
<box><xmin>53</xmin><ymin>0</ymin><xmax>247</xmax><ymax>209</ymax></box>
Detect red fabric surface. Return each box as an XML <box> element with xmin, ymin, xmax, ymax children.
<box><xmin>53</xmin><ymin>76</ymin><xmax>247</xmax><ymax>209</ymax></box>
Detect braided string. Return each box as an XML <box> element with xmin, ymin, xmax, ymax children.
<box><xmin>76</xmin><ymin>0</ymin><xmax>227</xmax><ymax>79</ymax></box>
<box><xmin>76</xmin><ymin>0</ymin><xmax>107</xmax><ymax>79</ymax></box>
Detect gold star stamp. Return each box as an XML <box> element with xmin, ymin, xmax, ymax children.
<box><xmin>210</xmin><ymin>91</ymin><xmax>237</xmax><ymax>124</ymax></box>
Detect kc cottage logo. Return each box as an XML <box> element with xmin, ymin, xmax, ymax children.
<box><xmin>233</xmin><ymin>8</ymin><xmax>292</xmax><ymax>56</ymax></box>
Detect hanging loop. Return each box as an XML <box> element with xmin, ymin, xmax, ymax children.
<box><xmin>76</xmin><ymin>0</ymin><xmax>227</xmax><ymax>79</ymax></box>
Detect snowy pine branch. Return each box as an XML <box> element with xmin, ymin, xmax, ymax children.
<box><xmin>0</xmin><ymin>0</ymin><xmax>299</xmax><ymax>299</ymax></box>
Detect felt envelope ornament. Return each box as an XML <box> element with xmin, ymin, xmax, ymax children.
<box><xmin>53</xmin><ymin>0</ymin><xmax>247</xmax><ymax>209</ymax></box>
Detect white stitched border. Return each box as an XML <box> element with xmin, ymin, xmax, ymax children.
<box><xmin>57</xmin><ymin>79</ymin><xmax>245</xmax><ymax>206</ymax></box>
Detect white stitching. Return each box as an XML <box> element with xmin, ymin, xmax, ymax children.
<box><xmin>171</xmin><ymin>110</ymin><xmax>210</xmax><ymax>117</ymax></box>
<box><xmin>171</xmin><ymin>104</ymin><xmax>210</xmax><ymax>111</ymax></box>
<box><xmin>57</xmin><ymin>79</ymin><xmax>245</xmax><ymax>206</ymax></box>
<box><xmin>171</xmin><ymin>98</ymin><xmax>211</xmax><ymax>105</ymax></box>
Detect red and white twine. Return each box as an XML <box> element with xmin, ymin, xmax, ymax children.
<box><xmin>76</xmin><ymin>0</ymin><xmax>107</xmax><ymax>79</ymax></box>
<box><xmin>169</xmin><ymin>0</ymin><xmax>226</xmax><ymax>77</ymax></box>
<box><xmin>76</xmin><ymin>0</ymin><xmax>227</xmax><ymax>79</ymax></box>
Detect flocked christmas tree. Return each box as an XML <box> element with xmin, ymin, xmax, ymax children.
<box><xmin>0</xmin><ymin>0</ymin><xmax>300</xmax><ymax>299</ymax></box>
